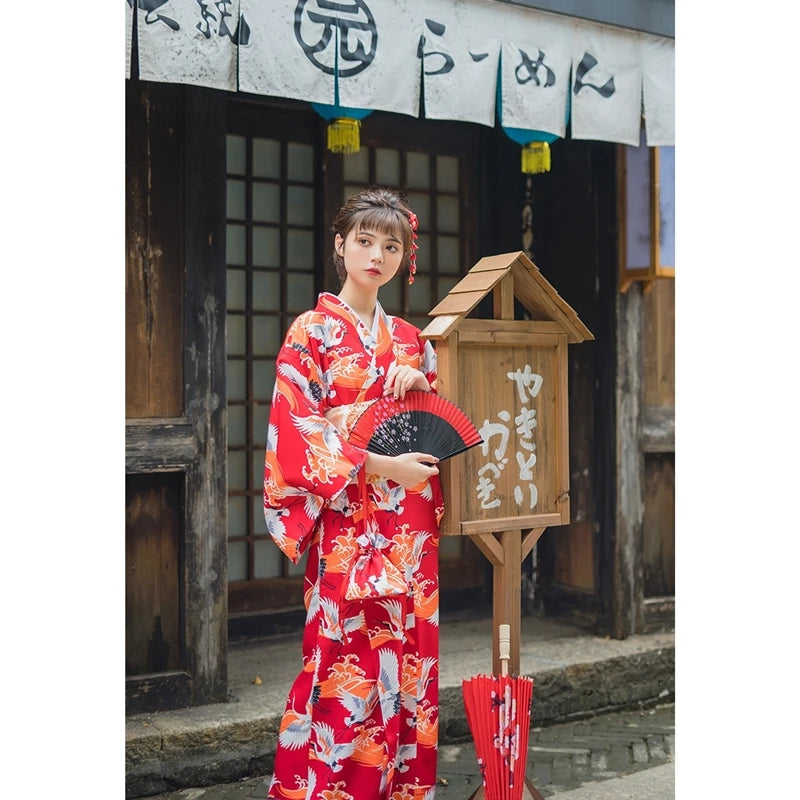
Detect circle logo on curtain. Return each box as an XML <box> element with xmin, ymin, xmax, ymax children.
<box><xmin>294</xmin><ymin>0</ymin><xmax>377</xmax><ymax>77</ymax></box>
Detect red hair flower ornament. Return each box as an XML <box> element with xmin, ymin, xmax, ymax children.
<box><xmin>407</xmin><ymin>210</ymin><xmax>419</xmax><ymax>285</ymax></box>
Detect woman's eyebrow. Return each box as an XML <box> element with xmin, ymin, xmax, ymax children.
<box><xmin>356</xmin><ymin>228</ymin><xmax>402</xmax><ymax>244</ymax></box>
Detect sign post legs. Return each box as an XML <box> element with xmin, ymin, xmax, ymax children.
<box><xmin>466</xmin><ymin>527</ymin><xmax>548</xmax><ymax>800</ymax></box>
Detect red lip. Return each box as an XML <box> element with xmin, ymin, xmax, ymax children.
<box><xmin>366</xmin><ymin>268</ymin><xmax>381</xmax><ymax>275</ymax></box>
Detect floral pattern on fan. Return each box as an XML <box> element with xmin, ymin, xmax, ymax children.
<box><xmin>348</xmin><ymin>390</ymin><xmax>482</xmax><ymax>461</ymax></box>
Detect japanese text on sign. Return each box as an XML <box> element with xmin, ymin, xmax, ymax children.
<box><xmin>475</xmin><ymin>364</ymin><xmax>543</xmax><ymax>511</ymax></box>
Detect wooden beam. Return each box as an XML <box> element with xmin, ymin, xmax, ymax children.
<box><xmin>183</xmin><ymin>86</ymin><xmax>229</xmax><ymax>706</ymax></box>
<box><xmin>594</xmin><ymin>141</ymin><xmax>622</xmax><ymax>638</ymax></box>
<box><xmin>493</xmin><ymin>530</ymin><xmax>522</xmax><ymax>675</ymax></box>
<box><xmin>468</xmin><ymin>532</ymin><xmax>504</xmax><ymax>566</ymax></box>
<box><xmin>457</xmin><ymin>330</ymin><xmax>560</xmax><ymax>347</ymax></box>
<box><xmin>458</xmin><ymin>319</ymin><xmax>564</xmax><ymax>335</ymax></box>
<box><xmin>521</xmin><ymin>527</ymin><xmax>547</xmax><ymax>560</ymax></box>
<box><xmin>493</xmin><ymin>272</ymin><xmax>515</xmax><ymax>319</ymax></box>
<box><xmin>641</xmin><ymin>405</ymin><xmax>675</xmax><ymax>453</ymax></box>
<box><xmin>445</xmin><ymin>334</ymin><xmax>460</xmax><ymax>531</ymax></box>
<box><xmin>126</xmin><ymin>419</ymin><xmax>195</xmax><ymax>472</ymax></box>
<box><xmin>461</xmin><ymin>513</ymin><xmax>563</xmax><ymax>535</ymax></box>
<box><xmin>419</xmin><ymin>313</ymin><xmax>461</xmax><ymax>341</ymax></box>
<box><xmin>642</xmin><ymin>596</ymin><xmax>676</xmax><ymax>634</ymax></box>
<box><xmin>614</xmin><ymin>284</ymin><xmax>645</xmax><ymax>638</ymax></box>
<box><xmin>555</xmin><ymin>333</ymin><xmax>571</xmax><ymax>524</ymax></box>
<box><xmin>436</xmin><ymin>335</ymin><xmax>460</xmax><ymax>535</ymax></box>
<box><xmin>126</xmin><ymin>671</ymin><xmax>192</xmax><ymax>715</ymax></box>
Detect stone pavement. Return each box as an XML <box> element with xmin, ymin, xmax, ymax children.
<box><xmin>545</xmin><ymin>762</ymin><xmax>674</xmax><ymax>800</ymax></box>
<box><xmin>127</xmin><ymin>612</ymin><xmax>674</xmax><ymax>798</ymax></box>
<box><xmin>141</xmin><ymin>704</ymin><xmax>675</xmax><ymax>800</ymax></box>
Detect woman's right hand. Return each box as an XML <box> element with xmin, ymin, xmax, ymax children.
<box><xmin>365</xmin><ymin>451</ymin><xmax>439</xmax><ymax>489</ymax></box>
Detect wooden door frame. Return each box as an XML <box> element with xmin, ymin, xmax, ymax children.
<box><xmin>125</xmin><ymin>84</ymin><xmax>228</xmax><ymax>712</ymax></box>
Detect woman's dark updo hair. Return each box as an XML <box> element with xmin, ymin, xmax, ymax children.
<box><xmin>331</xmin><ymin>187</ymin><xmax>414</xmax><ymax>281</ymax></box>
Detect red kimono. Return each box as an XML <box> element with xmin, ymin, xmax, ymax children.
<box><xmin>264</xmin><ymin>293</ymin><xmax>444</xmax><ymax>800</ymax></box>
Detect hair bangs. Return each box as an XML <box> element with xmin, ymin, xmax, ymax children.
<box><xmin>352</xmin><ymin>207</ymin><xmax>408</xmax><ymax>244</ymax></box>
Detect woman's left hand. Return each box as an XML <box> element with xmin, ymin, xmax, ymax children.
<box><xmin>383</xmin><ymin>364</ymin><xmax>431</xmax><ymax>399</ymax></box>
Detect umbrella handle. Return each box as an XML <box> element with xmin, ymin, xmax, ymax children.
<box><xmin>499</xmin><ymin>623</ymin><xmax>510</xmax><ymax>677</ymax></box>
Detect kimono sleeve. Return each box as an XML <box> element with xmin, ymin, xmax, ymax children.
<box><xmin>263</xmin><ymin>315</ymin><xmax>367</xmax><ymax>564</ymax></box>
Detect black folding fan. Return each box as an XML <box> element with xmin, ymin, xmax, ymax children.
<box><xmin>348</xmin><ymin>391</ymin><xmax>483</xmax><ymax>461</ymax></box>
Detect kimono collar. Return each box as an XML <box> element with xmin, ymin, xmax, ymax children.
<box><xmin>318</xmin><ymin>293</ymin><xmax>391</xmax><ymax>345</ymax></box>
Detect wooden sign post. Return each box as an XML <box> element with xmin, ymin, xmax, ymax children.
<box><xmin>421</xmin><ymin>252</ymin><xmax>593</xmax><ymax>800</ymax></box>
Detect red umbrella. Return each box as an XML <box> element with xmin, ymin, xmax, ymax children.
<box><xmin>462</xmin><ymin>625</ymin><xmax>541</xmax><ymax>800</ymax></box>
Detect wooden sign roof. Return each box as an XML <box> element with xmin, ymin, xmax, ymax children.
<box><xmin>422</xmin><ymin>251</ymin><xmax>594</xmax><ymax>343</ymax></box>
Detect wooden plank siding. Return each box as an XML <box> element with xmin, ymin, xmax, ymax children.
<box><xmin>125</xmin><ymin>79</ymin><xmax>191</xmax><ymax>713</ymax></box>
<box><xmin>641</xmin><ymin>278</ymin><xmax>675</xmax><ymax>628</ymax></box>
<box><xmin>614</xmin><ymin>277</ymin><xmax>675</xmax><ymax>636</ymax></box>
<box><xmin>125</xmin><ymin>471</ymin><xmax>191</xmax><ymax>714</ymax></box>
<box><xmin>125</xmin><ymin>81</ymin><xmax>184</xmax><ymax>419</ymax></box>
<box><xmin>643</xmin><ymin>279</ymin><xmax>675</xmax><ymax>407</ymax></box>
<box><xmin>642</xmin><ymin>453</ymin><xmax>675</xmax><ymax>597</ymax></box>
<box><xmin>126</xmin><ymin>473</ymin><xmax>184</xmax><ymax>677</ymax></box>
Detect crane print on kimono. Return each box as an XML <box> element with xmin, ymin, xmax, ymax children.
<box><xmin>264</xmin><ymin>293</ymin><xmax>444</xmax><ymax>800</ymax></box>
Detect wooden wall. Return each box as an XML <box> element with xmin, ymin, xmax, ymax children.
<box><xmin>642</xmin><ymin>453</ymin><xmax>675</xmax><ymax>596</ymax></box>
<box><xmin>643</xmin><ymin>279</ymin><xmax>675</xmax><ymax>407</ymax></box>
<box><xmin>642</xmin><ymin>279</ymin><xmax>675</xmax><ymax>599</ymax></box>
<box><xmin>126</xmin><ymin>81</ymin><xmax>184</xmax><ymax>419</ymax></box>
<box><xmin>126</xmin><ymin>81</ymin><xmax>186</xmax><ymax>692</ymax></box>
<box><xmin>613</xmin><ymin>270</ymin><xmax>675</xmax><ymax>635</ymax></box>
<box><xmin>126</xmin><ymin>473</ymin><xmax>183</xmax><ymax>675</ymax></box>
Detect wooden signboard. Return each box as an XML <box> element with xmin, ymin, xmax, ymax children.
<box><xmin>447</xmin><ymin>318</ymin><xmax>569</xmax><ymax>536</ymax></box>
<box><xmin>422</xmin><ymin>251</ymin><xmax>592</xmax><ymax>539</ymax></box>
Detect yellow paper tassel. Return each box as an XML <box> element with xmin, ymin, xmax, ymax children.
<box><xmin>327</xmin><ymin>118</ymin><xmax>361</xmax><ymax>154</ymax></box>
<box><xmin>521</xmin><ymin>141</ymin><xmax>551</xmax><ymax>174</ymax></box>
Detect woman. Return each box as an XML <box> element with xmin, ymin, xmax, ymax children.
<box><xmin>263</xmin><ymin>187</ymin><xmax>444</xmax><ymax>800</ymax></box>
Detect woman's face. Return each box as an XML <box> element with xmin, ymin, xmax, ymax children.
<box><xmin>335</xmin><ymin>226</ymin><xmax>405</xmax><ymax>292</ymax></box>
